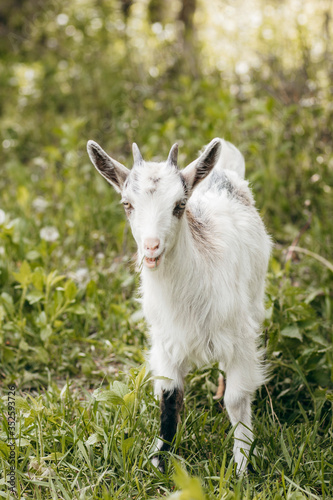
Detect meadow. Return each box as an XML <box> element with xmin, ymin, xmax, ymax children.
<box><xmin>0</xmin><ymin>0</ymin><xmax>332</xmax><ymax>498</ymax></box>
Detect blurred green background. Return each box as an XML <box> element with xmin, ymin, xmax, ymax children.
<box><xmin>0</xmin><ymin>0</ymin><xmax>332</xmax><ymax>498</ymax></box>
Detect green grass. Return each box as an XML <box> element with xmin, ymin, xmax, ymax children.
<box><xmin>0</xmin><ymin>0</ymin><xmax>333</xmax><ymax>498</ymax></box>
<box><xmin>0</xmin><ymin>366</ymin><xmax>332</xmax><ymax>498</ymax></box>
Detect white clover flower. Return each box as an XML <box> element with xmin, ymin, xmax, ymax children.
<box><xmin>0</xmin><ymin>209</ymin><xmax>5</xmax><ymax>225</ymax></box>
<box><xmin>40</xmin><ymin>226</ymin><xmax>59</xmax><ymax>242</ymax></box>
<box><xmin>68</xmin><ymin>268</ymin><xmax>90</xmax><ymax>286</ymax></box>
<box><xmin>32</xmin><ymin>197</ymin><xmax>49</xmax><ymax>213</ymax></box>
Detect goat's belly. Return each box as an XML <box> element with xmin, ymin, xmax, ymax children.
<box><xmin>188</xmin><ymin>328</ymin><xmax>235</xmax><ymax>367</ymax></box>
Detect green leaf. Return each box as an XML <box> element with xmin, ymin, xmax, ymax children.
<box><xmin>112</xmin><ymin>381</ymin><xmax>129</xmax><ymax>398</ymax></box>
<box><xmin>26</xmin><ymin>250</ymin><xmax>41</xmax><ymax>261</ymax></box>
<box><xmin>12</xmin><ymin>261</ymin><xmax>33</xmax><ymax>287</ymax></box>
<box><xmin>133</xmin><ymin>365</ymin><xmax>148</xmax><ymax>392</ymax></box>
<box><xmin>32</xmin><ymin>268</ymin><xmax>45</xmax><ymax>291</ymax></box>
<box><xmin>36</xmin><ymin>311</ymin><xmax>47</xmax><ymax>328</ymax></box>
<box><xmin>19</xmin><ymin>339</ymin><xmax>30</xmax><ymax>351</ymax></box>
<box><xmin>78</xmin><ymin>440</ymin><xmax>91</xmax><ymax>466</ymax></box>
<box><xmin>46</xmin><ymin>270</ymin><xmax>66</xmax><ymax>289</ymax></box>
<box><xmin>0</xmin><ymin>440</ymin><xmax>9</xmax><ymax>459</ymax></box>
<box><xmin>64</xmin><ymin>280</ymin><xmax>77</xmax><ymax>301</ymax></box>
<box><xmin>85</xmin><ymin>433</ymin><xmax>103</xmax><ymax>446</ymax></box>
<box><xmin>17</xmin><ymin>185</ymin><xmax>30</xmax><ymax>208</ymax></box>
<box><xmin>26</xmin><ymin>290</ymin><xmax>44</xmax><ymax>304</ymax></box>
<box><xmin>280</xmin><ymin>432</ymin><xmax>292</xmax><ymax>468</ymax></box>
<box><xmin>42</xmin><ymin>452</ymin><xmax>65</xmax><ymax>460</ymax></box>
<box><xmin>170</xmin><ymin>462</ymin><xmax>207</xmax><ymax>500</ymax></box>
<box><xmin>40</xmin><ymin>325</ymin><xmax>52</xmax><ymax>342</ymax></box>
<box><xmin>0</xmin><ymin>305</ymin><xmax>5</xmax><ymax>323</ymax></box>
<box><xmin>93</xmin><ymin>388</ymin><xmax>125</xmax><ymax>405</ymax></box>
<box><xmin>0</xmin><ymin>293</ymin><xmax>14</xmax><ymax>315</ymax></box>
<box><xmin>35</xmin><ymin>346</ymin><xmax>49</xmax><ymax>363</ymax></box>
<box><xmin>123</xmin><ymin>392</ymin><xmax>135</xmax><ymax>410</ymax></box>
<box><xmin>122</xmin><ymin>436</ymin><xmax>135</xmax><ymax>456</ymax></box>
<box><xmin>17</xmin><ymin>438</ymin><xmax>30</xmax><ymax>447</ymax></box>
<box><xmin>281</xmin><ymin>325</ymin><xmax>302</xmax><ymax>341</ymax></box>
<box><xmin>67</xmin><ymin>304</ymin><xmax>85</xmax><ymax>315</ymax></box>
<box><xmin>15</xmin><ymin>397</ymin><xmax>30</xmax><ymax>412</ymax></box>
<box><xmin>270</xmin><ymin>258</ymin><xmax>281</xmax><ymax>276</ymax></box>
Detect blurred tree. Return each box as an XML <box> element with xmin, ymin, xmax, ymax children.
<box><xmin>148</xmin><ymin>0</ymin><xmax>166</xmax><ymax>24</ymax></box>
<box><xmin>177</xmin><ymin>0</ymin><xmax>199</xmax><ymax>76</ymax></box>
<box><xmin>0</xmin><ymin>0</ymin><xmax>58</xmax><ymax>58</ymax></box>
<box><xmin>120</xmin><ymin>0</ymin><xmax>133</xmax><ymax>20</ymax></box>
<box><xmin>179</xmin><ymin>0</ymin><xmax>196</xmax><ymax>34</ymax></box>
<box><xmin>120</xmin><ymin>0</ymin><xmax>199</xmax><ymax>76</ymax></box>
<box><xmin>146</xmin><ymin>0</ymin><xmax>197</xmax><ymax>30</ymax></box>
<box><xmin>0</xmin><ymin>0</ymin><xmax>46</xmax><ymax>55</ymax></box>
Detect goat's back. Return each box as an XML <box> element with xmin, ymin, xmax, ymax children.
<box><xmin>215</xmin><ymin>139</ymin><xmax>245</xmax><ymax>179</ymax></box>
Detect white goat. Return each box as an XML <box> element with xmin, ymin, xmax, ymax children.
<box><xmin>87</xmin><ymin>137</ymin><xmax>271</xmax><ymax>474</ymax></box>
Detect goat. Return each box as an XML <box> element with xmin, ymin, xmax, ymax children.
<box><xmin>87</xmin><ymin>137</ymin><xmax>271</xmax><ymax>474</ymax></box>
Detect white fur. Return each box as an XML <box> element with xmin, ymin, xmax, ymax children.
<box><xmin>87</xmin><ymin>137</ymin><xmax>272</xmax><ymax>474</ymax></box>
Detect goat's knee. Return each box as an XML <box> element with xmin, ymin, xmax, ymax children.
<box><xmin>149</xmin><ymin>344</ymin><xmax>185</xmax><ymax>396</ymax></box>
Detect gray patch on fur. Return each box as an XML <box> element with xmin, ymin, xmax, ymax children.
<box><xmin>149</xmin><ymin>176</ymin><xmax>161</xmax><ymax>184</ymax></box>
<box><xmin>207</xmin><ymin>171</ymin><xmax>252</xmax><ymax>205</ymax></box>
<box><xmin>186</xmin><ymin>209</ymin><xmax>215</xmax><ymax>258</ymax></box>
<box><xmin>145</xmin><ymin>176</ymin><xmax>161</xmax><ymax>195</ymax></box>
<box><xmin>207</xmin><ymin>171</ymin><xmax>234</xmax><ymax>194</ymax></box>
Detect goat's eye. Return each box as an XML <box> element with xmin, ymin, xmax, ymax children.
<box><xmin>176</xmin><ymin>200</ymin><xmax>186</xmax><ymax>209</ymax></box>
<box><xmin>122</xmin><ymin>201</ymin><xmax>133</xmax><ymax>211</ymax></box>
<box><xmin>173</xmin><ymin>200</ymin><xmax>187</xmax><ymax>218</ymax></box>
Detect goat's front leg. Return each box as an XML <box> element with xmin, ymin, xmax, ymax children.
<box><xmin>152</xmin><ymin>387</ymin><xmax>184</xmax><ymax>472</ymax></box>
<box><xmin>150</xmin><ymin>346</ymin><xmax>185</xmax><ymax>472</ymax></box>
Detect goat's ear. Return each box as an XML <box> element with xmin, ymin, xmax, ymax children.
<box><xmin>87</xmin><ymin>140</ymin><xmax>130</xmax><ymax>193</ymax></box>
<box><xmin>181</xmin><ymin>138</ymin><xmax>222</xmax><ymax>191</ymax></box>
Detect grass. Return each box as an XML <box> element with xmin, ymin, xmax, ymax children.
<box><xmin>0</xmin><ymin>366</ymin><xmax>332</xmax><ymax>498</ymax></box>
<box><xmin>0</xmin><ymin>0</ymin><xmax>333</xmax><ymax>498</ymax></box>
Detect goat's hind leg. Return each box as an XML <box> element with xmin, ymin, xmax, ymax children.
<box><xmin>224</xmin><ymin>363</ymin><xmax>259</xmax><ymax>475</ymax></box>
<box><xmin>213</xmin><ymin>362</ymin><xmax>226</xmax><ymax>401</ymax></box>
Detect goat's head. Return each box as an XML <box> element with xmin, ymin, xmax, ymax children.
<box><xmin>87</xmin><ymin>139</ymin><xmax>222</xmax><ymax>269</ymax></box>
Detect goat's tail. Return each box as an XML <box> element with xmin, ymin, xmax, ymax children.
<box><xmin>214</xmin><ymin>139</ymin><xmax>245</xmax><ymax>179</ymax></box>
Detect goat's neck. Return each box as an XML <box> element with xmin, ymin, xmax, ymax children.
<box><xmin>163</xmin><ymin>211</ymin><xmax>205</xmax><ymax>279</ymax></box>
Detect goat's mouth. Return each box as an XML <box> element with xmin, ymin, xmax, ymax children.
<box><xmin>144</xmin><ymin>251</ymin><xmax>164</xmax><ymax>269</ymax></box>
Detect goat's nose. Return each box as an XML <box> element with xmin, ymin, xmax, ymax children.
<box><xmin>144</xmin><ymin>238</ymin><xmax>160</xmax><ymax>252</ymax></box>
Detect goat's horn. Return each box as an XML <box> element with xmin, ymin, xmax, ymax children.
<box><xmin>132</xmin><ymin>143</ymin><xmax>143</xmax><ymax>165</ymax></box>
<box><xmin>167</xmin><ymin>143</ymin><xmax>178</xmax><ymax>167</ymax></box>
